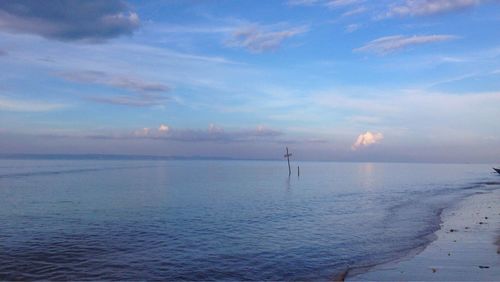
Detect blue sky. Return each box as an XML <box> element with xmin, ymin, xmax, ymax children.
<box><xmin>0</xmin><ymin>0</ymin><xmax>499</xmax><ymax>162</ymax></box>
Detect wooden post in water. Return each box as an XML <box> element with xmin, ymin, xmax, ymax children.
<box><xmin>284</xmin><ymin>147</ymin><xmax>292</xmax><ymax>176</ymax></box>
<box><xmin>298</xmin><ymin>165</ymin><xmax>300</xmax><ymax>177</ymax></box>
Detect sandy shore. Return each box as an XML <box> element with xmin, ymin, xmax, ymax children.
<box><xmin>348</xmin><ymin>187</ymin><xmax>500</xmax><ymax>281</ymax></box>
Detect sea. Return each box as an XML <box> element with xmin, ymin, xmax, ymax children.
<box><xmin>0</xmin><ymin>157</ymin><xmax>498</xmax><ymax>280</ymax></box>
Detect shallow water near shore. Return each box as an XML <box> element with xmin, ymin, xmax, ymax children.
<box><xmin>0</xmin><ymin>159</ymin><xmax>498</xmax><ymax>280</ymax></box>
<box><xmin>350</xmin><ymin>188</ymin><xmax>500</xmax><ymax>281</ymax></box>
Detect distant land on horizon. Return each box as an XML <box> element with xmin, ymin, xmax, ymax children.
<box><xmin>0</xmin><ymin>153</ymin><xmax>244</xmax><ymax>161</ymax></box>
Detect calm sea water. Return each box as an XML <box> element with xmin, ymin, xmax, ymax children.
<box><xmin>0</xmin><ymin>159</ymin><xmax>498</xmax><ymax>280</ymax></box>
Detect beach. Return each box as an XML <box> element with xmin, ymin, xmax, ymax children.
<box><xmin>348</xmin><ymin>185</ymin><xmax>500</xmax><ymax>281</ymax></box>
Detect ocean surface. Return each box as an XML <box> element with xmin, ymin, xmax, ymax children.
<box><xmin>0</xmin><ymin>158</ymin><xmax>498</xmax><ymax>280</ymax></box>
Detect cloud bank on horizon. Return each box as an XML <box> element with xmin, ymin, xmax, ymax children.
<box><xmin>0</xmin><ymin>0</ymin><xmax>499</xmax><ymax>162</ymax></box>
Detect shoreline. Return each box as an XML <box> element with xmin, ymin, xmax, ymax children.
<box><xmin>347</xmin><ymin>186</ymin><xmax>500</xmax><ymax>281</ymax></box>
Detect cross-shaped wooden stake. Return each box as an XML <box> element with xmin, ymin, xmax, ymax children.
<box><xmin>284</xmin><ymin>147</ymin><xmax>292</xmax><ymax>176</ymax></box>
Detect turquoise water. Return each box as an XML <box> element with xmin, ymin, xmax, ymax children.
<box><xmin>0</xmin><ymin>159</ymin><xmax>498</xmax><ymax>280</ymax></box>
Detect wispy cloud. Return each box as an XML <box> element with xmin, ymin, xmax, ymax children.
<box><xmin>226</xmin><ymin>25</ymin><xmax>308</xmax><ymax>53</ymax></box>
<box><xmin>0</xmin><ymin>97</ymin><xmax>67</xmax><ymax>112</ymax></box>
<box><xmin>425</xmin><ymin>72</ymin><xmax>480</xmax><ymax>88</ymax></box>
<box><xmin>326</xmin><ymin>0</ymin><xmax>363</xmax><ymax>9</ymax></box>
<box><xmin>383</xmin><ymin>0</ymin><xmax>483</xmax><ymax>18</ymax></box>
<box><xmin>58</xmin><ymin>70</ymin><xmax>170</xmax><ymax>107</ymax></box>
<box><xmin>288</xmin><ymin>0</ymin><xmax>362</xmax><ymax>8</ymax></box>
<box><xmin>351</xmin><ymin>131</ymin><xmax>383</xmax><ymax>150</ymax></box>
<box><xmin>342</xmin><ymin>6</ymin><xmax>367</xmax><ymax>17</ymax></box>
<box><xmin>0</xmin><ymin>49</ymin><xmax>7</xmax><ymax>56</ymax></box>
<box><xmin>345</xmin><ymin>23</ymin><xmax>361</xmax><ymax>33</ymax></box>
<box><xmin>87</xmin><ymin>94</ymin><xmax>168</xmax><ymax>107</ymax></box>
<box><xmin>59</xmin><ymin>70</ymin><xmax>169</xmax><ymax>93</ymax></box>
<box><xmin>312</xmin><ymin>88</ymin><xmax>500</xmax><ymax>144</ymax></box>
<box><xmin>287</xmin><ymin>0</ymin><xmax>320</xmax><ymax>6</ymax></box>
<box><xmin>0</xmin><ymin>31</ymin><xmax>254</xmax><ymax>109</ymax></box>
<box><xmin>354</xmin><ymin>34</ymin><xmax>459</xmax><ymax>55</ymax></box>
<box><xmin>0</xmin><ymin>0</ymin><xmax>140</xmax><ymax>42</ymax></box>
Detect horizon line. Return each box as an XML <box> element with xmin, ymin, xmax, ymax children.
<box><xmin>0</xmin><ymin>153</ymin><xmax>496</xmax><ymax>165</ymax></box>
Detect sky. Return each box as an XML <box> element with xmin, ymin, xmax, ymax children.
<box><xmin>0</xmin><ymin>0</ymin><xmax>499</xmax><ymax>162</ymax></box>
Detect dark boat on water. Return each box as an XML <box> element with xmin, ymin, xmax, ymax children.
<box><xmin>494</xmin><ymin>168</ymin><xmax>500</xmax><ymax>174</ymax></box>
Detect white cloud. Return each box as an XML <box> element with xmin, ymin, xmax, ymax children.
<box><xmin>351</xmin><ymin>131</ymin><xmax>384</xmax><ymax>150</ymax></box>
<box><xmin>354</xmin><ymin>34</ymin><xmax>459</xmax><ymax>55</ymax></box>
<box><xmin>158</xmin><ymin>124</ymin><xmax>170</xmax><ymax>133</ymax></box>
<box><xmin>383</xmin><ymin>0</ymin><xmax>482</xmax><ymax>18</ymax></box>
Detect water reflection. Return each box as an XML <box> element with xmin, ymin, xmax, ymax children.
<box><xmin>358</xmin><ymin>163</ymin><xmax>376</xmax><ymax>191</ymax></box>
<box><xmin>0</xmin><ymin>159</ymin><xmax>491</xmax><ymax>281</ymax></box>
<box><xmin>284</xmin><ymin>175</ymin><xmax>291</xmax><ymax>191</ymax></box>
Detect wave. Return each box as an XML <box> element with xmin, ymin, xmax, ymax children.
<box><xmin>345</xmin><ymin>180</ymin><xmax>500</xmax><ymax>280</ymax></box>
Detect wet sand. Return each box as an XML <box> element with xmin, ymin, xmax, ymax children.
<box><xmin>348</xmin><ymin>188</ymin><xmax>500</xmax><ymax>281</ymax></box>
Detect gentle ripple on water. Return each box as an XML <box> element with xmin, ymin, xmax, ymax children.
<box><xmin>0</xmin><ymin>159</ymin><xmax>498</xmax><ymax>280</ymax></box>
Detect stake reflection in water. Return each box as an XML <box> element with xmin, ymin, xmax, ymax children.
<box><xmin>284</xmin><ymin>147</ymin><xmax>292</xmax><ymax>176</ymax></box>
